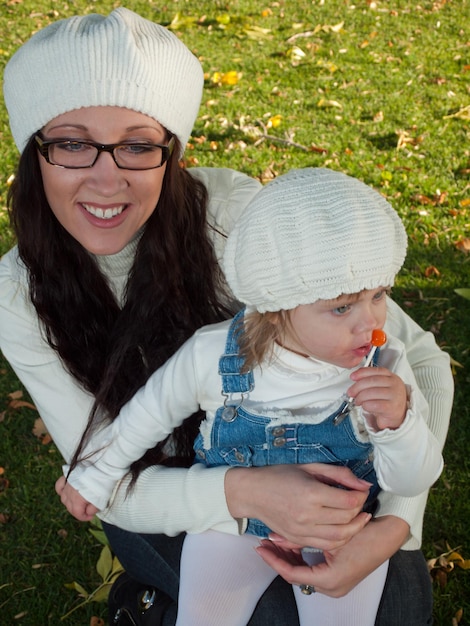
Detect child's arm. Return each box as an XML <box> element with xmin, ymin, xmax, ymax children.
<box><xmin>55</xmin><ymin>475</ymin><xmax>99</xmax><ymax>521</ymax></box>
<box><xmin>62</xmin><ymin>332</ymin><xmax>203</xmax><ymax>511</ymax></box>
<box><xmin>347</xmin><ymin>341</ymin><xmax>443</xmax><ymax>497</ymax></box>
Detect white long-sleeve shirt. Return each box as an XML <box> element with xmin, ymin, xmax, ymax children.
<box><xmin>0</xmin><ymin>167</ymin><xmax>453</xmax><ymax>548</ymax></box>
<box><xmin>67</xmin><ymin>322</ymin><xmax>443</xmax><ymax>516</ymax></box>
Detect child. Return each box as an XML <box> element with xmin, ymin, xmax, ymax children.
<box><xmin>58</xmin><ymin>168</ymin><xmax>443</xmax><ymax>625</ymax></box>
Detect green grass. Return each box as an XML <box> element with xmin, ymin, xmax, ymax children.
<box><xmin>0</xmin><ymin>0</ymin><xmax>469</xmax><ymax>624</ymax></box>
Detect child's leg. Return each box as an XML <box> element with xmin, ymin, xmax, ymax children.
<box><xmin>293</xmin><ymin>560</ymin><xmax>389</xmax><ymax>626</ymax></box>
<box><xmin>175</xmin><ymin>530</ymin><xmax>278</xmax><ymax>626</ymax></box>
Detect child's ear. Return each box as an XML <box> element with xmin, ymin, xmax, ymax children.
<box><xmin>266</xmin><ymin>310</ymin><xmax>287</xmax><ymax>328</ymax></box>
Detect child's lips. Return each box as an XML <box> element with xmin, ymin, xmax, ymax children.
<box><xmin>353</xmin><ymin>344</ymin><xmax>372</xmax><ymax>358</ymax></box>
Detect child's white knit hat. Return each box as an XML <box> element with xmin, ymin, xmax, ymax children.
<box><xmin>3</xmin><ymin>7</ymin><xmax>203</xmax><ymax>156</ymax></box>
<box><xmin>223</xmin><ymin>167</ymin><xmax>407</xmax><ymax>313</ymax></box>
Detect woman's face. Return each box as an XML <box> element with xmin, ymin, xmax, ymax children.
<box><xmin>38</xmin><ymin>106</ymin><xmax>169</xmax><ymax>255</ymax></box>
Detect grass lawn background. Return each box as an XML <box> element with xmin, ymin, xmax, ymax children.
<box><xmin>0</xmin><ymin>1</ymin><xmax>469</xmax><ymax>624</ymax></box>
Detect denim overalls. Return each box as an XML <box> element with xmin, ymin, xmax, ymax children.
<box><xmin>194</xmin><ymin>310</ymin><xmax>380</xmax><ymax>538</ymax></box>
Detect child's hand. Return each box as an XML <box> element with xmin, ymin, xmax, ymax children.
<box><xmin>55</xmin><ymin>475</ymin><xmax>99</xmax><ymax>522</ymax></box>
<box><xmin>347</xmin><ymin>366</ymin><xmax>408</xmax><ymax>431</ymax></box>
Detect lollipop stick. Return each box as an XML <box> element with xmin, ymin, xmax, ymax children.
<box><xmin>333</xmin><ymin>329</ymin><xmax>387</xmax><ymax>425</ymax></box>
<box><xmin>362</xmin><ymin>346</ymin><xmax>378</xmax><ymax>368</ymax></box>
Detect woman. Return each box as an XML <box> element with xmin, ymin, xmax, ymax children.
<box><xmin>0</xmin><ymin>8</ymin><xmax>452</xmax><ymax>625</ymax></box>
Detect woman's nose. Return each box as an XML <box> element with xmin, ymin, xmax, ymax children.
<box><xmin>86</xmin><ymin>151</ymin><xmax>129</xmax><ymax>194</ymax></box>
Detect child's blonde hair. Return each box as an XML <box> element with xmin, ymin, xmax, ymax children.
<box><xmin>237</xmin><ymin>309</ymin><xmax>288</xmax><ymax>372</ymax></box>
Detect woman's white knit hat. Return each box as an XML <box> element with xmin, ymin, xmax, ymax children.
<box><xmin>223</xmin><ymin>168</ymin><xmax>407</xmax><ymax>313</ymax></box>
<box><xmin>3</xmin><ymin>7</ymin><xmax>203</xmax><ymax>156</ymax></box>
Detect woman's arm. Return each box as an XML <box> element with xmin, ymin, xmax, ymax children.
<box><xmin>0</xmin><ymin>249</ymin><xmax>94</xmax><ymax>462</ymax></box>
<box><xmin>378</xmin><ymin>298</ymin><xmax>453</xmax><ymax>547</ymax></box>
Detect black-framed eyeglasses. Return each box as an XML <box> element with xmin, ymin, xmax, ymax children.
<box><xmin>34</xmin><ymin>135</ymin><xmax>175</xmax><ymax>170</ymax></box>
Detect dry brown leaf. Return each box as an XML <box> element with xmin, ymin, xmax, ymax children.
<box><xmin>455</xmin><ymin>238</ymin><xmax>470</xmax><ymax>253</ymax></box>
<box><xmin>90</xmin><ymin>618</ymin><xmax>105</xmax><ymax>626</ymax></box>
<box><xmin>32</xmin><ymin>417</ymin><xmax>50</xmax><ymax>440</ymax></box>
<box><xmin>424</xmin><ymin>266</ymin><xmax>440</xmax><ymax>278</ymax></box>
<box><xmin>9</xmin><ymin>399</ymin><xmax>37</xmax><ymax>411</ymax></box>
<box><xmin>8</xmin><ymin>390</ymin><xmax>23</xmax><ymax>400</ymax></box>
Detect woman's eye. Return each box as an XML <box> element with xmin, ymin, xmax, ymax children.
<box><xmin>57</xmin><ymin>141</ymin><xmax>91</xmax><ymax>153</ymax></box>
<box><xmin>121</xmin><ymin>144</ymin><xmax>155</xmax><ymax>154</ymax></box>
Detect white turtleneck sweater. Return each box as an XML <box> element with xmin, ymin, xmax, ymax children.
<box><xmin>66</xmin><ymin>318</ymin><xmax>444</xmax><ymax>525</ymax></box>
<box><xmin>0</xmin><ymin>167</ymin><xmax>453</xmax><ymax>548</ymax></box>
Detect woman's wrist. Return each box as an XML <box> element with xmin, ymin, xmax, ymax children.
<box><xmin>224</xmin><ymin>466</ymin><xmax>253</xmax><ymax>520</ymax></box>
<box><xmin>355</xmin><ymin>514</ymin><xmax>410</xmax><ymax>557</ymax></box>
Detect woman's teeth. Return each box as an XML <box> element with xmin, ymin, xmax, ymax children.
<box><xmin>82</xmin><ymin>203</ymin><xmax>125</xmax><ymax>220</ymax></box>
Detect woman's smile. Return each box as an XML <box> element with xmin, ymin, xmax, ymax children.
<box><xmin>81</xmin><ymin>202</ymin><xmax>127</xmax><ymax>221</ymax></box>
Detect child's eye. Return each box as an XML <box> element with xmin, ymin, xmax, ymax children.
<box><xmin>373</xmin><ymin>288</ymin><xmax>390</xmax><ymax>301</ymax></box>
<box><xmin>333</xmin><ymin>304</ymin><xmax>351</xmax><ymax>315</ymax></box>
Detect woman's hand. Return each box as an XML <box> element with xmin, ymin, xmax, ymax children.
<box><xmin>255</xmin><ymin>515</ymin><xmax>409</xmax><ymax>597</ymax></box>
<box><xmin>55</xmin><ymin>475</ymin><xmax>99</xmax><ymax>522</ymax></box>
<box><xmin>225</xmin><ymin>463</ymin><xmax>372</xmax><ymax>550</ymax></box>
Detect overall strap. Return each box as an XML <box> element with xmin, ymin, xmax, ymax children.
<box><xmin>218</xmin><ymin>308</ymin><xmax>254</xmax><ymax>395</ymax></box>
<box><xmin>371</xmin><ymin>346</ymin><xmax>381</xmax><ymax>366</ymax></box>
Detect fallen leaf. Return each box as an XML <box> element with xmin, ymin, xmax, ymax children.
<box><xmin>286</xmin><ymin>46</ymin><xmax>306</xmax><ymax>65</ymax></box>
<box><xmin>90</xmin><ymin>618</ymin><xmax>105</xmax><ymax>626</ymax></box>
<box><xmin>317</xmin><ymin>98</ymin><xmax>343</xmax><ymax>110</ymax></box>
<box><xmin>8</xmin><ymin>390</ymin><xmax>23</xmax><ymax>400</ymax></box>
<box><xmin>244</xmin><ymin>26</ymin><xmax>271</xmax><ymax>40</ymax></box>
<box><xmin>455</xmin><ymin>238</ymin><xmax>470</xmax><ymax>253</ymax></box>
<box><xmin>455</xmin><ymin>288</ymin><xmax>470</xmax><ymax>301</ymax></box>
<box><xmin>168</xmin><ymin>12</ymin><xmax>198</xmax><ymax>31</ymax></box>
<box><xmin>267</xmin><ymin>114</ymin><xmax>282</xmax><ymax>129</ymax></box>
<box><xmin>211</xmin><ymin>71</ymin><xmax>241</xmax><ymax>86</ymax></box>
<box><xmin>32</xmin><ymin>418</ymin><xmax>52</xmax><ymax>444</ymax></box>
<box><xmin>424</xmin><ymin>266</ymin><xmax>440</xmax><ymax>277</ymax></box>
<box><xmin>9</xmin><ymin>399</ymin><xmax>37</xmax><ymax>411</ymax></box>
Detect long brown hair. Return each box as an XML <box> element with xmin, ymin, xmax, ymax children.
<box><xmin>9</xmin><ymin>135</ymin><xmax>233</xmax><ymax>475</ymax></box>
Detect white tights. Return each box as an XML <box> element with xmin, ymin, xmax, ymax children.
<box><xmin>175</xmin><ymin>530</ymin><xmax>389</xmax><ymax>626</ymax></box>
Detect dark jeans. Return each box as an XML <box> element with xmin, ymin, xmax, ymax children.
<box><xmin>103</xmin><ymin>522</ymin><xmax>433</xmax><ymax>625</ymax></box>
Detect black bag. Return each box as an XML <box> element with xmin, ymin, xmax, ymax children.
<box><xmin>108</xmin><ymin>572</ymin><xmax>173</xmax><ymax>626</ymax></box>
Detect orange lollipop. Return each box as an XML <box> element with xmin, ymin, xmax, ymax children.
<box><xmin>363</xmin><ymin>329</ymin><xmax>387</xmax><ymax>367</ymax></box>
<box><xmin>371</xmin><ymin>328</ymin><xmax>387</xmax><ymax>347</ymax></box>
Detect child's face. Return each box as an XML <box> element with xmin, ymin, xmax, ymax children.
<box><xmin>281</xmin><ymin>287</ymin><xmax>389</xmax><ymax>369</ymax></box>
